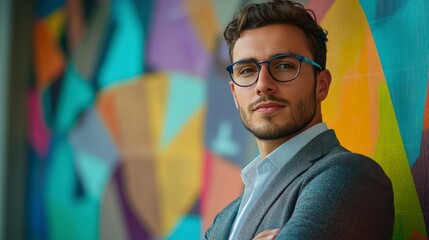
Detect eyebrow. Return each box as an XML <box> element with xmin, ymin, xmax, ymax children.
<box><xmin>234</xmin><ymin>52</ymin><xmax>296</xmax><ymax>63</ymax></box>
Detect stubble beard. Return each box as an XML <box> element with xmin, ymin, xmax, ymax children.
<box><xmin>238</xmin><ymin>87</ymin><xmax>317</xmax><ymax>141</ymax></box>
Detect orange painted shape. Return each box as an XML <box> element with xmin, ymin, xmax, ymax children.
<box><xmin>202</xmin><ymin>151</ymin><xmax>242</xmax><ymax>231</ymax></box>
<box><xmin>33</xmin><ymin>20</ymin><xmax>65</xmax><ymax>90</ymax></box>
<box><xmin>96</xmin><ymin>89</ymin><xmax>122</xmax><ymax>147</ymax></box>
<box><xmin>409</xmin><ymin>229</ymin><xmax>428</xmax><ymax>240</ymax></box>
<box><xmin>184</xmin><ymin>0</ymin><xmax>219</xmax><ymax>52</ymax></box>
<box><xmin>364</xmin><ymin>28</ymin><xmax>384</xmax><ymax>146</ymax></box>
<box><xmin>109</xmin><ymin>77</ymin><xmax>152</xmax><ymax>155</ymax></box>
<box><xmin>323</xmin><ymin>10</ymin><xmax>385</xmax><ymax>156</ymax></box>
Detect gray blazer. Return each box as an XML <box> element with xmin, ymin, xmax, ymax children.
<box><xmin>205</xmin><ymin>130</ymin><xmax>394</xmax><ymax>240</ymax></box>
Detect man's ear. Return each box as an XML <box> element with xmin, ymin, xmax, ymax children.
<box><xmin>229</xmin><ymin>81</ymin><xmax>239</xmax><ymax>109</ymax></box>
<box><xmin>316</xmin><ymin>69</ymin><xmax>332</xmax><ymax>101</ymax></box>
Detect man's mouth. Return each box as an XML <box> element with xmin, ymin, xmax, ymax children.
<box><xmin>253</xmin><ymin>102</ymin><xmax>285</xmax><ymax>113</ymax></box>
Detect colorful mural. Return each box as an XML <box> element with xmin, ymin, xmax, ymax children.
<box><xmin>27</xmin><ymin>0</ymin><xmax>428</xmax><ymax>239</ymax></box>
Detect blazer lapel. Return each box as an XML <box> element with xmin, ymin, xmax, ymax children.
<box><xmin>238</xmin><ymin>130</ymin><xmax>340</xmax><ymax>239</ymax></box>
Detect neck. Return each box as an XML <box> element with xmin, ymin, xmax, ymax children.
<box><xmin>256</xmin><ymin>138</ymin><xmax>288</xmax><ymax>159</ymax></box>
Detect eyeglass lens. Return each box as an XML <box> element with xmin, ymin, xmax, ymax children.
<box><xmin>231</xmin><ymin>55</ymin><xmax>301</xmax><ymax>86</ymax></box>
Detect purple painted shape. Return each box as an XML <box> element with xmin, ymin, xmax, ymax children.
<box><xmin>411</xmin><ymin>128</ymin><xmax>429</xmax><ymax>236</ymax></box>
<box><xmin>68</xmin><ymin>108</ymin><xmax>119</xmax><ymax>164</ymax></box>
<box><xmin>146</xmin><ymin>0</ymin><xmax>210</xmax><ymax>77</ymax></box>
<box><xmin>113</xmin><ymin>165</ymin><xmax>152</xmax><ymax>240</ymax></box>
<box><xmin>188</xmin><ymin>198</ymin><xmax>200</xmax><ymax>215</ymax></box>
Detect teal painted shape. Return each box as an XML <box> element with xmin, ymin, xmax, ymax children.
<box><xmin>359</xmin><ymin>0</ymin><xmax>429</xmax><ymax>166</ymax></box>
<box><xmin>45</xmin><ymin>137</ymin><xmax>99</xmax><ymax>240</ymax></box>
<box><xmin>161</xmin><ymin>72</ymin><xmax>206</xmax><ymax>148</ymax></box>
<box><xmin>73</xmin><ymin>149</ymin><xmax>113</xmax><ymax>199</ymax></box>
<box><xmin>167</xmin><ymin>215</ymin><xmax>201</xmax><ymax>240</ymax></box>
<box><xmin>45</xmin><ymin>137</ymin><xmax>75</xmax><ymax>204</ymax></box>
<box><xmin>55</xmin><ymin>63</ymin><xmax>95</xmax><ymax>133</ymax></box>
<box><xmin>98</xmin><ymin>0</ymin><xmax>145</xmax><ymax>88</ymax></box>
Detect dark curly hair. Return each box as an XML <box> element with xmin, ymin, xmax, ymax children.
<box><xmin>224</xmin><ymin>0</ymin><xmax>328</xmax><ymax>70</ymax></box>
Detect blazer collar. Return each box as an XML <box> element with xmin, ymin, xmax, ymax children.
<box><xmin>238</xmin><ymin>130</ymin><xmax>340</xmax><ymax>239</ymax></box>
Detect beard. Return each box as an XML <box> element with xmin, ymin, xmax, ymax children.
<box><xmin>238</xmin><ymin>86</ymin><xmax>317</xmax><ymax>140</ymax></box>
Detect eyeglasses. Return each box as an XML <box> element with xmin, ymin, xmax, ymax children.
<box><xmin>225</xmin><ymin>53</ymin><xmax>322</xmax><ymax>87</ymax></box>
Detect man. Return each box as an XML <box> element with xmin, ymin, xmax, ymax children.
<box><xmin>205</xmin><ymin>0</ymin><xmax>394</xmax><ymax>239</ymax></box>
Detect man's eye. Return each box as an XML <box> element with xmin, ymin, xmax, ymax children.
<box><xmin>238</xmin><ymin>67</ymin><xmax>257</xmax><ymax>75</ymax></box>
<box><xmin>276</xmin><ymin>62</ymin><xmax>295</xmax><ymax>69</ymax></box>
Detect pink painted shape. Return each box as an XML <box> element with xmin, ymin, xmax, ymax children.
<box><xmin>200</xmin><ymin>149</ymin><xmax>213</xmax><ymax>219</ymax></box>
<box><xmin>306</xmin><ymin>0</ymin><xmax>336</xmax><ymax>22</ymax></box>
<box><xmin>27</xmin><ymin>89</ymin><xmax>51</xmax><ymax>159</ymax></box>
<box><xmin>201</xmin><ymin>149</ymin><xmax>242</xmax><ymax>231</ymax></box>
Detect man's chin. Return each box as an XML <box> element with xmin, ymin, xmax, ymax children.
<box><xmin>247</xmin><ymin>125</ymin><xmax>286</xmax><ymax>140</ymax></box>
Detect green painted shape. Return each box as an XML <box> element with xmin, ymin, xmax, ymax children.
<box><xmin>373</xmin><ymin>83</ymin><xmax>427</xmax><ymax>239</ymax></box>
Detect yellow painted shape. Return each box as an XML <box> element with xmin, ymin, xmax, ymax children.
<box><xmin>184</xmin><ymin>0</ymin><xmax>219</xmax><ymax>52</ymax></box>
<box><xmin>143</xmin><ymin>73</ymin><xmax>169</xmax><ymax>149</ymax></box>
<box><xmin>374</xmin><ymin>83</ymin><xmax>427</xmax><ymax>239</ymax></box>
<box><xmin>320</xmin><ymin>0</ymin><xmax>366</xmax><ymax>124</ymax></box>
<box><xmin>156</xmin><ymin>107</ymin><xmax>205</xmax><ymax>235</ymax></box>
<box><xmin>44</xmin><ymin>8</ymin><xmax>66</xmax><ymax>41</ymax></box>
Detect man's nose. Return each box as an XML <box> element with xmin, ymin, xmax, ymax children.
<box><xmin>255</xmin><ymin>64</ymin><xmax>277</xmax><ymax>95</ymax></box>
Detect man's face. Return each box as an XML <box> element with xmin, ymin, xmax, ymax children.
<box><xmin>230</xmin><ymin>24</ymin><xmax>330</xmax><ymax>141</ymax></box>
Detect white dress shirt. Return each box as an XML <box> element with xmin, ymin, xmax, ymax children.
<box><xmin>228</xmin><ymin>123</ymin><xmax>328</xmax><ymax>239</ymax></box>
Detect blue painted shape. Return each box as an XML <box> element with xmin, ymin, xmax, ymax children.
<box><xmin>36</xmin><ymin>0</ymin><xmax>65</xmax><ymax>17</ymax></box>
<box><xmin>360</xmin><ymin>0</ymin><xmax>429</xmax><ymax>166</ymax></box>
<box><xmin>27</xmin><ymin>147</ymin><xmax>48</xmax><ymax>240</ymax></box>
<box><xmin>211</xmin><ymin>120</ymin><xmax>240</xmax><ymax>157</ymax></box>
<box><xmin>161</xmin><ymin>72</ymin><xmax>206</xmax><ymax>148</ymax></box>
<box><xmin>73</xmin><ymin>149</ymin><xmax>113</xmax><ymax>198</ymax></box>
<box><xmin>98</xmin><ymin>0</ymin><xmax>145</xmax><ymax>88</ymax></box>
<box><xmin>69</xmin><ymin>108</ymin><xmax>119</xmax><ymax>164</ymax></box>
<box><xmin>167</xmin><ymin>215</ymin><xmax>201</xmax><ymax>240</ymax></box>
<box><xmin>55</xmin><ymin>63</ymin><xmax>95</xmax><ymax>133</ymax></box>
<box><xmin>204</xmin><ymin>43</ymin><xmax>257</xmax><ymax>167</ymax></box>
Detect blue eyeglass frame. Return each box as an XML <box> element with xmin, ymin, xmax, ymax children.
<box><xmin>225</xmin><ymin>53</ymin><xmax>323</xmax><ymax>87</ymax></box>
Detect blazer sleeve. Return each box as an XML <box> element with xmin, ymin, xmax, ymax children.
<box><xmin>276</xmin><ymin>153</ymin><xmax>394</xmax><ymax>240</ymax></box>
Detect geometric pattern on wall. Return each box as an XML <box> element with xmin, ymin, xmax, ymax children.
<box><xmin>27</xmin><ymin>0</ymin><xmax>428</xmax><ymax>239</ymax></box>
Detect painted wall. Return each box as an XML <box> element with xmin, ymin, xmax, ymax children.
<box><xmin>27</xmin><ymin>0</ymin><xmax>428</xmax><ymax>239</ymax></box>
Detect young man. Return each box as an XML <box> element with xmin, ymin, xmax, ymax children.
<box><xmin>205</xmin><ymin>1</ymin><xmax>394</xmax><ymax>239</ymax></box>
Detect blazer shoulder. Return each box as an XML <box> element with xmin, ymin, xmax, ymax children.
<box><xmin>308</xmin><ymin>146</ymin><xmax>392</xmax><ymax>189</ymax></box>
